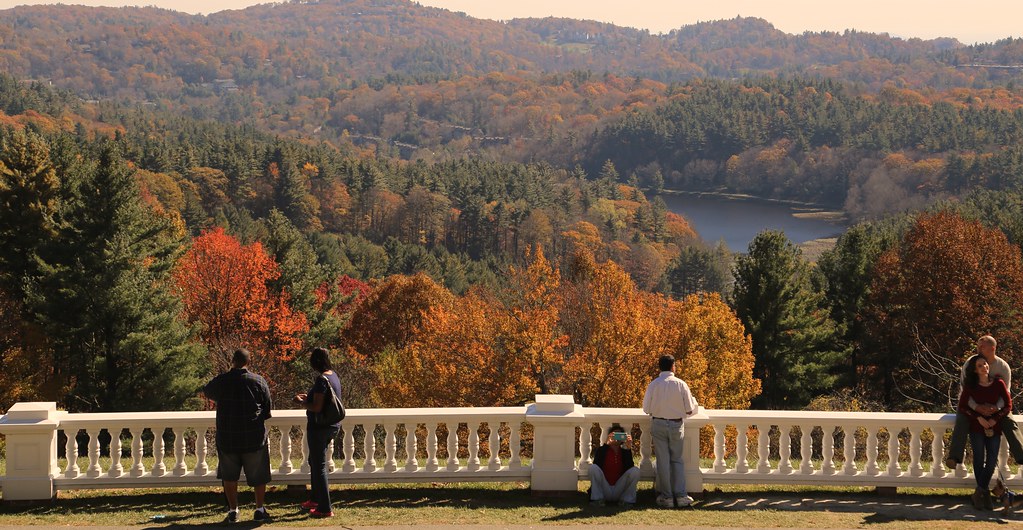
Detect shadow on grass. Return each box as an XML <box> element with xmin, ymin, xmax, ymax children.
<box><xmin>0</xmin><ymin>486</ymin><xmax>584</xmax><ymax>526</ymax></box>
<box><xmin>2</xmin><ymin>486</ymin><xmax>1019</xmax><ymax>527</ymax></box>
<box><xmin>699</xmin><ymin>490</ymin><xmax>1015</xmax><ymax>526</ymax></box>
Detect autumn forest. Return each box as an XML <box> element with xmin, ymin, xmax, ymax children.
<box><xmin>1</xmin><ymin>0</ymin><xmax>1023</xmax><ymax>416</ymax></box>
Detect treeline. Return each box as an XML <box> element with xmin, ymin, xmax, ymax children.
<box><xmin>116</xmin><ymin>74</ymin><xmax>1023</xmax><ymax>219</ymax></box>
<box><xmin>3</xmin><ymin>108</ymin><xmax>1023</xmax><ymax>415</ymax></box>
<box><xmin>3</xmin><ymin>1</ymin><xmax>1023</xmax><ymax>184</ymax></box>
<box><xmin>4</xmin><ymin>118</ymin><xmax>1022</xmax><ymax>415</ymax></box>
<box><xmin>592</xmin><ymin>77</ymin><xmax>1023</xmax><ymax>213</ymax></box>
<box><xmin>0</xmin><ymin>125</ymin><xmax>747</xmax><ymax>415</ymax></box>
<box><xmin>0</xmin><ymin>72</ymin><xmax>731</xmax><ymax>296</ymax></box>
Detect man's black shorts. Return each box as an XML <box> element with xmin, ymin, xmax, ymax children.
<box><xmin>217</xmin><ymin>446</ymin><xmax>272</xmax><ymax>486</ymax></box>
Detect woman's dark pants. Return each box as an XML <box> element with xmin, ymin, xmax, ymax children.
<box><xmin>307</xmin><ymin>424</ymin><xmax>340</xmax><ymax>512</ymax></box>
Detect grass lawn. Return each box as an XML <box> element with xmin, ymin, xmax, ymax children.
<box><xmin>0</xmin><ymin>481</ymin><xmax>1017</xmax><ymax>528</ymax></box>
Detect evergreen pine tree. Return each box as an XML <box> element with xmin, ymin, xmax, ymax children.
<box><xmin>29</xmin><ymin>143</ymin><xmax>205</xmax><ymax>411</ymax></box>
<box><xmin>261</xmin><ymin>210</ymin><xmax>342</xmax><ymax>347</ymax></box>
<box><xmin>0</xmin><ymin>129</ymin><xmax>60</xmax><ymax>294</ymax></box>
<box><xmin>732</xmin><ymin>230</ymin><xmax>842</xmax><ymax>409</ymax></box>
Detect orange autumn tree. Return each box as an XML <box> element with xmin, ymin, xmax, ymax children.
<box><xmin>342</xmin><ymin>273</ymin><xmax>454</xmax><ymax>361</ymax></box>
<box><xmin>374</xmin><ymin>248</ymin><xmax>567</xmax><ymax>407</ymax></box>
<box><xmin>561</xmin><ymin>252</ymin><xmax>665</xmax><ymax>407</ymax></box>
<box><xmin>662</xmin><ymin>293</ymin><xmax>760</xmax><ymax>410</ymax></box>
<box><xmin>174</xmin><ymin>227</ymin><xmax>308</xmax><ymax>396</ymax></box>
<box><xmin>373</xmin><ymin>247</ymin><xmax>760</xmax><ymax>413</ymax></box>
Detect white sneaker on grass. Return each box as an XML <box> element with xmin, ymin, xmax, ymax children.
<box><xmin>675</xmin><ymin>494</ymin><xmax>694</xmax><ymax>507</ymax></box>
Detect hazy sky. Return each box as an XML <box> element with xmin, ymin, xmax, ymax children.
<box><xmin>0</xmin><ymin>0</ymin><xmax>1018</xmax><ymax>44</ymax></box>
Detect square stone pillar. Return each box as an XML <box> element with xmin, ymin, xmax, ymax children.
<box><xmin>684</xmin><ymin>414</ymin><xmax>704</xmax><ymax>495</ymax></box>
<box><xmin>526</xmin><ymin>395</ymin><xmax>584</xmax><ymax>495</ymax></box>
<box><xmin>0</xmin><ymin>402</ymin><xmax>61</xmax><ymax>502</ymax></box>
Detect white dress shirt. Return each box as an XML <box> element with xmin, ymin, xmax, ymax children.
<box><xmin>643</xmin><ymin>371</ymin><xmax>698</xmax><ymax>420</ymax></box>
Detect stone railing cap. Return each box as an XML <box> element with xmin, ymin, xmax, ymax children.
<box><xmin>529</xmin><ymin>394</ymin><xmax>580</xmax><ymax>415</ymax></box>
<box><xmin>3</xmin><ymin>401</ymin><xmax>58</xmax><ymax>421</ymax></box>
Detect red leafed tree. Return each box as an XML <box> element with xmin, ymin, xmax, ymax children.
<box><xmin>863</xmin><ymin>211</ymin><xmax>1023</xmax><ymax>409</ymax></box>
<box><xmin>174</xmin><ymin>227</ymin><xmax>308</xmax><ymax>395</ymax></box>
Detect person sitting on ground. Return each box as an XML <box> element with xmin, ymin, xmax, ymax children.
<box><xmin>588</xmin><ymin>424</ymin><xmax>641</xmax><ymax>507</ymax></box>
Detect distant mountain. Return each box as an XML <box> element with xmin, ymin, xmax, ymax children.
<box><xmin>3</xmin><ymin>0</ymin><xmax>1023</xmax><ymax>212</ymax></box>
<box><xmin>3</xmin><ymin>0</ymin><xmax>1021</xmax><ymax>102</ymax></box>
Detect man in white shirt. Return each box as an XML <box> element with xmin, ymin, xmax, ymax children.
<box><xmin>642</xmin><ymin>354</ymin><xmax>699</xmax><ymax>508</ymax></box>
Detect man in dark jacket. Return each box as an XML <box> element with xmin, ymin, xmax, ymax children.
<box><xmin>588</xmin><ymin>424</ymin><xmax>640</xmax><ymax>506</ymax></box>
<box><xmin>203</xmin><ymin>348</ymin><xmax>273</xmax><ymax>524</ymax></box>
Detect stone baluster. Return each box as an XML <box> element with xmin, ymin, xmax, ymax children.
<box><xmin>908</xmin><ymin>426</ymin><xmax>923</xmax><ymax>477</ymax></box>
<box><xmin>152</xmin><ymin>427</ymin><xmax>166</xmax><ymax>477</ymax></box>
<box><xmin>87</xmin><ymin>428</ymin><xmax>102</xmax><ymax>478</ymax></box>
<box><xmin>194</xmin><ymin>427</ymin><xmax>209</xmax><ymax>476</ymax></box>
<box><xmin>363</xmin><ymin>425</ymin><xmax>377</xmax><ymax>472</ymax></box>
<box><xmin>384</xmin><ymin>423</ymin><xmax>398</xmax><ymax>472</ymax></box>
<box><xmin>278</xmin><ymin>426</ymin><xmax>294</xmax><ymax>474</ymax></box>
<box><xmin>639</xmin><ymin>424</ymin><xmax>653</xmax><ymax>475</ymax></box>
<box><xmin>107</xmin><ymin>427</ymin><xmax>124</xmax><ymax>478</ymax></box>
<box><xmin>778</xmin><ymin>424</ymin><xmax>793</xmax><ymax>474</ymax></box>
<box><xmin>886</xmin><ymin>428</ymin><xmax>900</xmax><ymax>476</ymax></box>
<box><xmin>599</xmin><ymin>423</ymin><xmax>610</xmax><ymax>445</ymax></box>
<box><xmin>821</xmin><ymin>426</ymin><xmax>835</xmax><ymax>475</ymax></box>
<box><xmin>577</xmin><ymin>423</ymin><xmax>592</xmax><ymax>474</ymax></box>
<box><xmin>446</xmin><ymin>423</ymin><xmax>460</xmax><ymax>471</ymax></box>
<box><xmin>172</xmin><ymin>427</ymin><xmax>188</xmax><ymax>475</ymax></box>
<box><xmin>865</xmin><ymin>428</ymin><xmax>879</xmax><ymax>475</ymax></box>
<box><xmin>64</xmin><ymin>429</ymin><xmax>80</xmax><ymax>478</ymax></box>
<box><xmin>735</xmin><ymin>424</ymin><xmax>749</xmax><ymax>473</ymax></box>
<box><xmin>713</xmin><ymin>424</ymin><xmax>726</xmax><ymax>473</ymax></box>
<box><xmin>488</xmin><ymin>421</ymin><xmax>501</xmax><ymax>471</ymax></box>
<box><xmin>405</xmin><ymin>424</ymin><xmax>419</xmax><ymax>472</ymax></box>
<box><xmin>300</xmin><ymin>425</ymin><xmax>310</xmax><ymax>474</ymax></box>
<box><xmin>343</xmin><ymin>426</ymin><xmax>356</xmax><ymax>472</ymax></box>
<box><xmin>799</xmin><ymin>425</ymin><xmax>813</xmax><ymax>474</ymax></box>
<box><xmin>930</xmin><ymin>428</ymin><xmax>945</xmax><ymax>478</ymax></box>
<box><xmin>130</xmin><ymin>427</ymin><xmax>145</xmax><ymax>477</ymax></box>
<box><xmin>756</xmin><ymin>425</ymin><xmax>771</xmax><ymax>473</ymax></box>
<box><xmin>468</xmin><ymin>421</ymin><xmax>481</xmax><ymax>471</ymax></box>
<box><xmin>426</xmin><ymin>422</ymin><xmax>440</xmax><ymax>471</ymax></box>
<box><xmin>327</xmin><ymin>437</ymin><xmax>337</xmax><ymax>473</ymax></box>
<box><xmin>509</xmin><ymin>422</ymin><xmax>522</xmax><ymax>470</ymax></box>
<box><xmin>842</xmin><ymin>426</ymin><xmax>856</xmax><ymax>475</ymax></box>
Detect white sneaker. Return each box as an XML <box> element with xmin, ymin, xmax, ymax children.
<box><xmin>675</xmin><ymin>495</ymin><xmax>694</xmax><ymax>507</ymax></box>
<box><xmin>656</xmin><ymin>495</ymin><xmax>674</xmax><ymax>508</ymax></box>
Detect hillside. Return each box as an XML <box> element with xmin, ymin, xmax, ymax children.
<box><xmin>2</xmin><ymin>0</ymin><xmax>1023</xmax><ymax>215</ymax></box>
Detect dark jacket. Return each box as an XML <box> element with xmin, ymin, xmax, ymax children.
<box><xmin>203</xmin><ymin>368</ymin><xmax>272</xmax><ymax>453</ymax></box>
<box><xmin>592</xmin><ymin>444</ymin><xmax>636</xmax><ymax>472</ymax></box>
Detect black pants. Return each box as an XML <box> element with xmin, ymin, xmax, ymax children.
<box><xmin>307</xmin><ymin>424</ymin><xmax>340</xmax><ymax>512</ymax></box>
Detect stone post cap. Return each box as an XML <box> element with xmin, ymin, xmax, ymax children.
<box><xmin>2</xmin><ymin>402</ymin><xmax>58</xmax><ymax>422</ymax></box>
<box><xmin>527</xmin><ymin>395</ymin><xmax>582</xmax><ymax>416</ymax></box>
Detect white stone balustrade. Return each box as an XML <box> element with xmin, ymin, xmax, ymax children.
<box><xmin>0</xmin><ymin>398</ymin><xmax>1015</xmax><ymax>501</ymax></box>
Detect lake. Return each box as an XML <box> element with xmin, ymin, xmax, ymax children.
<box><xmin>658</xmin><ymin>192</ymin><xmax>847</xmax><ymax>252</ymax></box>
